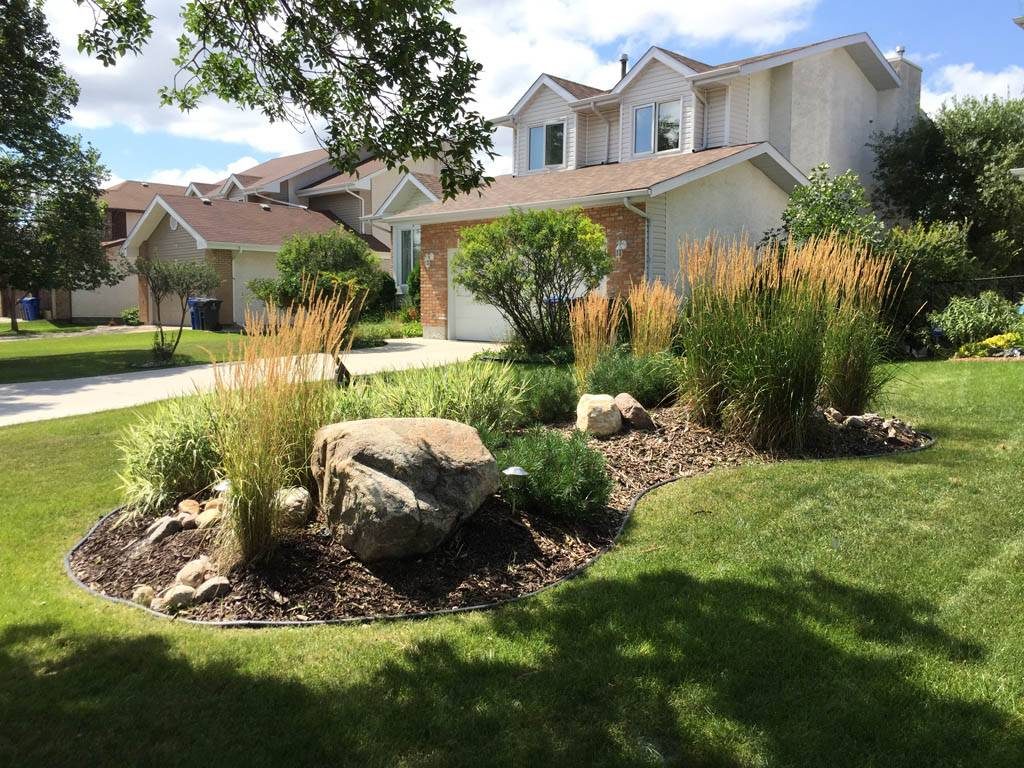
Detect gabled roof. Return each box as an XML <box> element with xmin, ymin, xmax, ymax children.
<box><xmin>297</xmin><ymin>158</ymin><xmax>386</xmax><ymax>196</ymax></box>
<box><xmin>545</xmin><ymin>74</ymin><xmax>607</xmax><ymax>100</ymax></box>
<box><xmin>500</xmin><ymin>73</ymin><xmax>608</xmax><ymax>120</ymax></box>
<box><xmin>124</xmin><ymin>194</ymin><xmax>339</xmax><ymax>253</ymax></box>
<box><xmin>102</xmin><ymin>181</ymin><xmax>187</xmax><ymax>212</ymax></box>
<box><xmin>227</xmin><ymin>148</ymin><xmax>330</xmax><ymax>192</ymax></box>
<box><xmin>379</xmin><ymin>143</ymin><xmax>805</xmax><ymax>224</ymax></box>
<box><xmin>185</xmin><ymin>180</ymin><xmax>222</xmax><ymax>197</ymax></box>
<box><xmin>655</xmin><ymin>48</ymin><xmax>713</xmax><ymax>73</ymax></box>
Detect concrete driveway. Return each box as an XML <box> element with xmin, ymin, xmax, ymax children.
<box><xmin>0</xmin><ymin>337</ymin><xmax>499</xmax><ymax>427</ymax></box>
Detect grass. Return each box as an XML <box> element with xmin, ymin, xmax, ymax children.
<box><xmin>1</xmin><ymin>360</ymin><xmax>1023</xmax><ymax>766</ymax></box>
<box><xmin>0</xmin><ymin>329</ymin><xmax>242</xmax><ymax>384</ymax></box>
<box><xmin>0</xmin><ymin>319</ymin><xmax>96</xmax><ymax>336</ymax></box>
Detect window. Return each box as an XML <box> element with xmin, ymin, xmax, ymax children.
<box><xmin>110</xmin><ymin>209</ymin><xmax>127</xmax><ymax>239</ymax></box>
<box><xmin>633</xmin><ymin>105</ymin><xmax>654</xmax><ymax>154</ymax></box>
<box><xmin>634</xmin><ymin>100</ymin><xmax>682</xmax><ymax>155</ymax></box>
<box><xmin>395</xmin><ymin>225</ymin><xmax>420</xmax><ymax>290</ymax></box>
<box><xmin>528</xmin><ymin>121</ymin><xmax>565</xmax><ymax>170</ymax></box>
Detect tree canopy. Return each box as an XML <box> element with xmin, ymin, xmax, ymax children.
<box><xmin>75</xmin><ymin>0</ymin><xmax>495</xmax><ymax>198</ymax></box>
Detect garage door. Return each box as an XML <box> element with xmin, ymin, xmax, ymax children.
<box><xmin>232</xmin><ymin>251</ymin><xmax>278</xmax><ymax>326</ymax></box>
<box><xmin>450</xmin><ymin>281</ymin><xmax>512</xmax><ymax>342</ymax></box>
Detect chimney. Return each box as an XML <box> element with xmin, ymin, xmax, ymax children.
<box><xmin>619</xmin><ymin>53</ymin><xmax>628</xmax><ymax>79</ymax></box>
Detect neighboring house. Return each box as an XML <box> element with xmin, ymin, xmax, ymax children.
<box><xmin>374</xmin><ymin>31</ymin><xmax>922</xmax><ymax>342</ymax></box>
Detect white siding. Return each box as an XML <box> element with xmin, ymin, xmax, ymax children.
<box><xmin>579</xmin><ymin>105</ymin><xmax>620</xmax><ymax>166</ymax></box>
<box><xmin>645</xmin><ymin>195</ymin><xmax>668</xmax><ymax>283</ymax></box>
<box><xmin>286</xmin><ymin>162</ymin><xmax>338</xmax><ymax>203</ymax></box>
<box><xmin>307</xmin><ymin>190</ymin><xmax>366</xmax><ymax>230</ymax></box>
<box><xmin>692</xmin><ymin>92</ymin><xmax>705</xmax><ymax>152</ymax></box>
<box><xmin>618</xmin><ymin>60</ymin><xmax>694</xmax><ymax>161</ymax></box>
<box><xmin>704</xmin><ymin>88</ymin><xmax>727</xmax><ymax>148</ymax></box>
<box><xmin>513</xmin><ymin>85</ymin><xmax>576</xmax><ymax>175</ymax></box>
<box><xmin>727</xmin><ymin>76</ymin><xmax>750</xmax><ymax>145</ymax></box>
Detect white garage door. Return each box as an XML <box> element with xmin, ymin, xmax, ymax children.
<box><xmin>71</xmin><ymin>272</ymin><xmax>139</xmax><ymax>320</ymax></box>
<box><xmin>450</xmin><ymin>282</ymin><xmax>512</xmax><ymax>342</ymax></box>
<box><xmin>232</xmin><ymin>251</ymin><xmax>279</xmax><ymax>326</ymax></box>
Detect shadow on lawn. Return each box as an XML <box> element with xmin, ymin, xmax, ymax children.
<box><xmin>2</xmin><ymin>568</ymin><xmax>1020</xmax><ymax>767</ymax></box>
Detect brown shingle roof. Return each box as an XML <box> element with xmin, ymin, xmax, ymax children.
<box><xmin>297</xmin><ymin>158</ymin><xmax>386</xmax><ymax>194</ymax></box>
<box><xmin>188</xmin><ymin>181</ymin><xmax>222</xmax><ymax>195</ymax></box>
<box><xmin>102</xmin><ymin>181</ymin><xmax>187</xmax><ymax>212</ymax></box>
<box><xmin>388</xmin><ymin>145</ymin><xmax>757</xmax><ymax>220</ymax></box>
<box><xmin>409</xmin><ymin>172</ymin><xmax>444</xmax><ymax>199</ymax></box>
<box><xmin>230</xmin><ymin>147</ymin><xmax>330</xmax><ymax>190</ymax></box>
<box><xmin>655</xmin><ymin>48</ymin><xmax>713</xmax><ymax>73</ymax></box>
<box><xmin>545</xmin><ymin>74</ymin><xmax>607</xmax><ymax>99</ymax></box>
<box><xmin>158</xmin><ymin>195</ymin><xmax>338</xmax><ymax>247</ymax></box>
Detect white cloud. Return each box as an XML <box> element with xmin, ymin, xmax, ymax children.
<box><xmin>922</xmin><ymin>63</ymin><xmax>1024</xmax><ymax>113</ymax></box>
<box><xmin>145</xmin><ymin>155</ymin><xmax>261</xmax><ymax>186</ymax></box>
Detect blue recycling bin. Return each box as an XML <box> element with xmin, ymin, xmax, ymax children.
<box><xmin>187</xmin><ymin>297</ymin><xmax>202</xmax><ymax>330</ymax></box>
<box><xmin>17</xmin><ymin>295</ymin><xmax>40</xmax><ymax>321</ymax></box>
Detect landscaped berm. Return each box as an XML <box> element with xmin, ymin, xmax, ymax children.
<box><xmin>4</xmin><ymin>231</ymin><xmax>1023</xmax><ymax>767</ymax></box>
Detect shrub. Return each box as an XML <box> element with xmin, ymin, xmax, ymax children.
<box><xmin>821</xmin><ymin>309</ymin><xmax>894</xmax><ymax>415</ymax></box>
<box><xmin>772</xmin><ymin>164</ymin><xmax>884</xmax><ymax>246</ymax></box>
<box><xmin>584</xmin><ymin>348</ymin><xmax>679</xmax><ymax>408</ymax></box>
<box><xmin>496</xmin><ymin>428</ymin><xmax>611</xmax><ymax>518</ymax></box>
<box><xmin>120</xmin><ymin>306</ymin><xmax>141</xmax><ymax>326</ymax></box>
<box><xmin>362</xmin><ymin>270</ymin><xmax>397</xmax><ymax>319</ymax></box>
<box><xmin>678</xmin><ymin>236</ymin><xmax>894</xmax><ymax>452</ymax></box>
<box><xmin>452</xmin><ymin>207</ymin><xmax>610</xmax><ymax>353</ymax></box>
<box><xmin>406</xmin><ymin>260</ymin><xmax>421</xmax><ymax>308</ymax></box>
<box><xmin>137</xmin><ymin>258</ymin><xmax>220</xmax><ymax>360</ymax></box>
<box><xmin>515</xmin><ymin>365</ymin><xmax>578</xmax><ymax>424</ymax></box>
<box><xmin>118</xmin><ymin>395</ymin><xmax>221</xmax><ymax>517</ymax></box>
<box><xmin>956</xmin><ymin>331</ymin><xmax>1022</xmax><ymax>358</ymax></box>
<box><xmin>627</xmin><ymin>280</ymin><xmax>679</xmax><ymax>356</ymax></box>
<box><xmin>927</xmin><ymin>291</ymin><xmax>1019</xmax><ymax>348</ymax></box>
<box><xmin>884</xmin><ymin>220</ymin><xmax>975</xmax><ymax>342</ymax></box>
<box><xmin>248</xmin><ymin>229</ymin><xmax>380</xmax><ymax>312</ymax></box>
<box><xmin>331</xmin><ymin>360</ymin><xmax>527</xmax><ymax>441</ymax></box>
<box><xmin>569</xmin><ymin>292</ymin><xmax>623</xmax><ymax>388</ymax></box>
<box><xmin>212</xmin><ymin>285</ymin><xmax>358</xmax><ymax>564</ymax></box>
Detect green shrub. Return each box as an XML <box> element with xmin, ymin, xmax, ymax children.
<box><xmin>496</xmin><ymin>428</ymin><xmax>611</xmax><ymax>518</ymax></box>
<box><xmin>406</xmin><ymin>260</ymin><xmax>421</xmax><ymax>308</ymax></box>
<box><xmin>451</xmin><ymin>208</ymin><xmax>611</xmax><ymax>353</ymax></box>
<box><xmin>821</xmin><ymin>308</ymin><xmax>894</xmax><ymax>415</ymax></box>
<box><xmin>956</xmin><ymin>331</ymin><xmax>1023</xmax><ymax>358</ymax></box>
<box><xmin>515</xmin><ymin>365</ymin><xmax>578</xmax><ymax>424</ymax></box>
<box><xmin>331</xmin><ymin>360</ymin><xmax>526</xmax><ymax>440</ymax></box>
<box><xmin>770</xmin><ymin>164</ymin><xmax>884</xmax><ymax>246</ymax></box>
<box><xmin>927</xmin><ymin>291</ymin><xmax>1018</xmax><ymax>347</ymax></box>
<box><xmin>120</xmin><ymin>306</ymin><xmax>141</xmax><ymax>326</ymax></box>
<box><xmin>118</xmin><ymin>395</ymin><xmax>221</xmax><ymax>516</ymax></box>
<box><xmin>584</xmin><ymin>348</ymin><xmax>678</xmax><ymax>408</ymax></box>
<box><xmin>362</xmin><ymin>270</ymin><xmax>397</xmax><ymax>319</ymax></box>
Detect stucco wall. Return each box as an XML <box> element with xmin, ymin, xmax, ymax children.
<box><xmin>663</xmin><ymin>161</ymin><xmax>788</xmax><ymax>285</ymax></box>
<box><xmin>877</xmin><ymin>57</ymin><xmax>922</xmax><ymax>135</ymax></box>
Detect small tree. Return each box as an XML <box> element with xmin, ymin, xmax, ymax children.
<box><xmin>248</xmin><ymin>229</ymin><xmax>381</xmax><ymax>313</ymax></box>
<box><xmin>140</xmin><ymin>259</ymin><xmax>220</xmax><ymax>360</ymax></box>
<box><xmin>452</xmin><ymin>208</ymin><xmax>610</xmax><ymax>353</ymax></box>
<box><xmin>773</xmin><ymin>164</ymin><xmax>884</xmax><ymax>246</ymax></box>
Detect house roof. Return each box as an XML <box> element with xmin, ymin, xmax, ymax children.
<box><xmin>228</xmin><ymin>148</ymin><xmax>330</xmax><ymax>191</ymax></box>
<box><xmin>379</xmin><ymin>143</ymin><xmax>805</xmax><ymax>223</ymax></box>
<box><xmin>102</xmin><ymin>181</ymin><xmax>188</xmax><ymax>212</ymax></box>
<box><xmin>544</xmin><ymin>74</ymin><xmax>607</xmax><ymax>99</ymax></box>
<box><xmin>297</xmin><ymin>158</ymin><xmax>386</xmax><ymax>195</ymax></box>
<box><xmin>187</xmin><ymin>181</ymin><xmax>222</xmax><ymax>195</ymax></box>
<box><xmin>138</xmin><ymin>195</ymin><xmax>339</xmax><ymax>250</ymax></box>
<box><xmin>655</xmin><ymin>48</ymin><xmax>713</xmax><ymax>73</ymax></box>
<box><xmin>409</xmin><ymin>172</ymin><xmax>444</xmax><ymax>199</ymax></box>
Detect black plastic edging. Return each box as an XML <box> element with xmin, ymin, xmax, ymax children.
<box><xmin>63</xmin><ymin>434</ymin><xmax>936</xmax><ymax>629</ymax></box>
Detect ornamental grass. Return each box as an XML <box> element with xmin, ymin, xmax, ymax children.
<box><xmin>211</xmin><ymin>286</ymin><xmax>358</xmax><ymax>564</ymax></box>
<box><xmin>569</xmin><ymin>291</ymin><xmax>623</xmax><ymax>389</ymax></box>
<box><xmin>677</xmin><ymin>234</ymin><xmax>896</xmax><ymax>452</ymax></box>
<box><xmin>626</xmin><ymin>279</ymin><xmax>679</xmax><ymax>357</ymax></box>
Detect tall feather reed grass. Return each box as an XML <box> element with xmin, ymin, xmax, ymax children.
<box><xmin>569</xmin><ymin>292</ymin><xmax>623</xmax><ymax>388</ymax></box>
<box><xmin>677</xmin><ymin>234</ymin><xmax>896</xmax><ymax>452</ymax></box>
<box><xmin>211</xmin><ymin>286</ymin><xmax>358</xmax><ymax>564</ymax></box>
<box><xmin>627</xmin><ymin>279</ymin><xmax>679</xmax><ymax>356</ymax></box>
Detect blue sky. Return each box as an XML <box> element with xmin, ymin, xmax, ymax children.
<box><xmin>46</xmin><ymin>0</ymin><xmax>1024</xmax><ymax>185</ymax></box>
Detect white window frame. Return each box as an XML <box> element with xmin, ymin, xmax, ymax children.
<box><xmin>393</xmin><ymin>224</ymin><xmax>420</xmax><ymax>293</ymax></box>
<box><xmin>633</xmin><ymin>99</ymin><xmax>684</xmax><ymax>157</ymax></box>
<box><xmin>526</xmin><ymin>119</ymin><xmax>567</xmax><ymax>172</ymax></box>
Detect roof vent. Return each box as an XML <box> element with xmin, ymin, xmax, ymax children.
<box><xmin>141</xmin><ymin>182</ymin><xmax>149</xmax><ymax>187</ymax></box>
<box><xmin>894</xmin><ymin>45</ymin><xmax>906</xmax><ymax>59</ymax></box>
<box><xmin>200</xmin><ymin>197</ymin><xmax>212</xmax><ymax>205</ymax></box>
<box><xmin>260</xmin><ymin>203</ymin><xmax>271</xmax><ymax>211</ymax></box>
<box><xmin>619</xmin><ymin>53</ymin><xmax>628</xmax><ymax>79</ymax></box>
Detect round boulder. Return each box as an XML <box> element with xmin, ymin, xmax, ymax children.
<box><xmin>311</xmin><ymin>418</ymin><xmax>499</xmax><ymax>562</ymax></box>
<box><xmin>576</xmin><ymin>394</ymin><xmax>622</xmax><ymax>437</ymax></box>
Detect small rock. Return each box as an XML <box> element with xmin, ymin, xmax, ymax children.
<box><xmin>196</xmin><ymin>507</ymin><xmax>223</xmax><ymax>529</ymax></box>
<box><xmin>202</xmin><ymin>497</ymin><xmax>226</xmax><ymax>512</ymax></box>
<box><xmin>275</xmin><ymin>486</ymin><xmax>313</xmax><ymax>527</ymax></box>
<box><xmin>194</xmin><ymin>576</ymin><xmax>231</xmax><ymax>603</ymax></box>
<box><xmin>575</xmin><ymin>394</ymin><xmax>622</xmax><ymax>437</ymax></box>
<box><xmin>176</xmin><ymin>512</ymin><xmax>198</xmax><ymax>530</ymax></box>
<box><xmin>147</xmin><ymin>516</ymin><xmax>182</xmax><ymax>544</ymax></box>
<box><xmin>177</xmin><ymin>499</ymin><xmax>201</xmax><ymax>516</ymax></box>
<box><xmin>144</xmin><ymin>514</ymin><xmax>174</xmax><ymax>536</ymax></box>
<box><xmin>823</xmin><ymin>406</ymin><xmax>844</xmax><ymax>424</ymax></box>
<box><xmin>863</xmin><ymin>413</ymin><xmax>882</xmax><ymax>424</ymax></box>
<box><xmin>174</xmin><ymin>556</ymin><xmax>212</xmax><ymax>588</ymax></box>
<box><xmin>842</xmin><ymin>415</ymin><xmax>866</xmax><ymax>429</ymax></box>
<box><xmin>131</xmin><ymin>584</ymin><xmax>155</xmax><ymax>607</ymax></box>
<box><xmin>160</xmin><ymin>584</ymin><xmax>196</xmax><ymax>612</ymax></box>
<box><xmin>613</xmin><ymin>393</ymin><xmax>655</xmax><ymax>430</ymax></box>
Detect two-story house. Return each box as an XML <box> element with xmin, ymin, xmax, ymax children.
<box><xmin>123</xmin><ymin>150</ymin><xmax>441</xmax><ymax>325</ymax></box>
<box><xmin>374</xmin><ymin>32</ymin><xmax>922</xmax><ymax>342</ymax></box>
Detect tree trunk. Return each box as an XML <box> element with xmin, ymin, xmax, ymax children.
<box><xmin>2</xmin><ymin>286</ymin><xmax>18</xmax><ymax>333</ymax></box>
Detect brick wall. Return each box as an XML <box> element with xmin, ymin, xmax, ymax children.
<box><xmin>418</xmin><ymin>203</ymin><xmax>647</xmax><ymax>338</ymax></box>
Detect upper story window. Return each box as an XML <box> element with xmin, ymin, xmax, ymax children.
<box><xmin>528</xmin><ymin>121</ymin><xmax>565</xmax><ymax>170</ymax></box>
<box><xmin>633</xmin><ymin>100</ymin><xmax>682</xmax><ymax>155</ymax></box>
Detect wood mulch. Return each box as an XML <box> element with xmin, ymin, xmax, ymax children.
<box><xmin>68</xmin><ymin>404</ymin><xmax>931</xmax><ymax>624</ymax></box>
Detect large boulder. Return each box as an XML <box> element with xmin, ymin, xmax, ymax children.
<box><xmin>614</xmin><ymin>393</ymin><xmax>655</xmax><ymax>431</ymax></box>
<box><xmin>311</xmin><ymin>418</ymin><xmax>499</xmax><ymax>562</ymax></box>
<box><xmin>576</xmin><ymin>394</ymin><xmax>622</xmax><ymax>437</ymax></box>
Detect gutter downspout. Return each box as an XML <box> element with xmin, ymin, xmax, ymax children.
<box><xmin>343</xmin><ymin>188</ymin><xmax>366</xmax><ymax>233</ymax></box>
<box><xmin>623</xmin><ymin>197</ymin><xmax>650</xmax><ymax>281</ymax></box>
<box><xmin>590</xmin><ymin>102</ymin><xmax>612</xmax><ymax>165</ymax></box>
<box><xmin>693</xmin><ymin>89</ymin><xmax>708</xmax><ymax>151</ymax></box>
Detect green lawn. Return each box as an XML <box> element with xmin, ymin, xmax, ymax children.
<box><xmin>0</xmin><ymin>319</ymin><xmax>96</xmax><ymax>336</ymax></box>
<box><xmin>0</xmin><ymin>329</ymin><xmax>242</xmax><ymax>384</ymax></box>
<box><xmin>1</xmin><ymin>361</ymin><xmax>1023</xmax><ymax>767</ymax></box>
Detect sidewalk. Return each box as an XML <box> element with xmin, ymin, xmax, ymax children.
<box><xmin>0</xmin><ymin>337</ymin><xmax>498</xmax><ymax>427</ymax></box>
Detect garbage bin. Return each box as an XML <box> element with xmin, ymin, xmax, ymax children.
<box><xmin>17</xmin><ymin>295</ymin><xmax>40</xmax><ymax>321</ymax></box>
<box><xmin>194</xmin><ymin>298</ymin><xmax>223</xmax><ymax>331</ymax></box>
<box><xmin>187</xmin><ymin>297</ymin><xmax>203</xmax><ymax>330</ymax></box>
